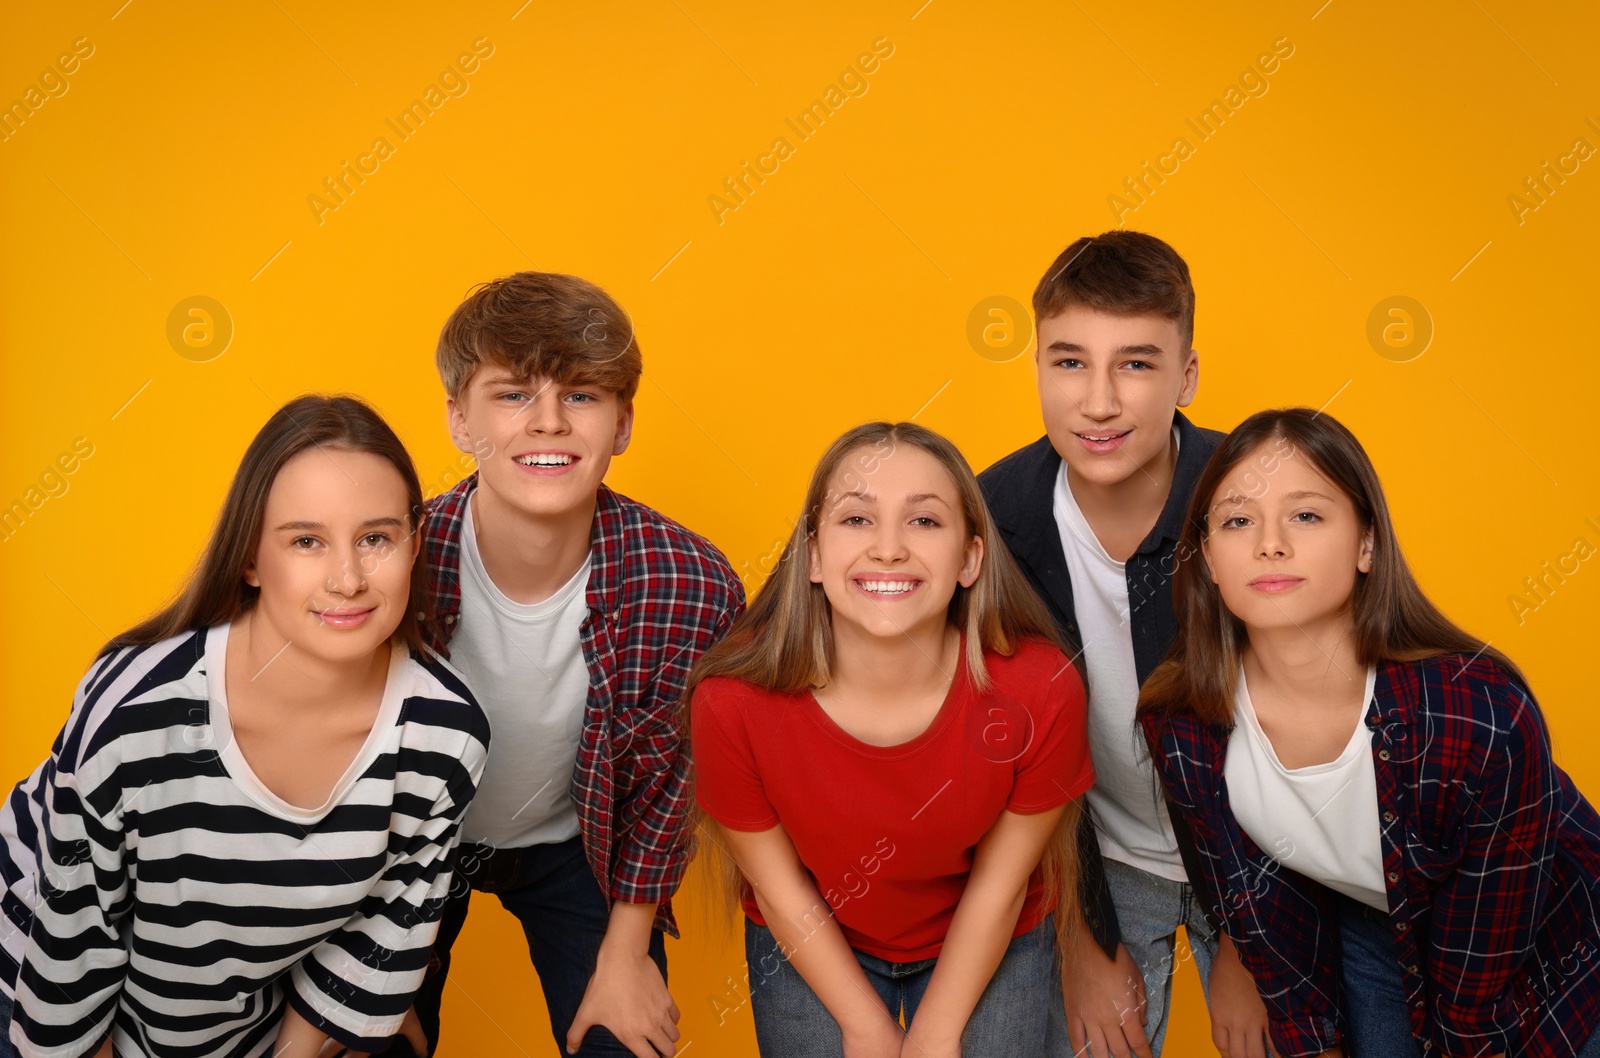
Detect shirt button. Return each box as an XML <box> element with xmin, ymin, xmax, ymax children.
<box><xmin>1407</xmin><ymin>964</ymin><xmax>1420</xmax><ymax>974</ymax></box>
<box><xmin>415</xmin><ymin>610</ymin><xmax>426</xmax><ymax>621</ymax></box>
<box><xmin>1397</xmin><ymin>921</ymin><xmax>1410</xmax><ymax>932</ymax></box>
<box><xmin>1378</xmin><ymin>749</ymin><xmax>1391</xmax><ymax>761</ymax></box>
<box><xmin>1387</xmin><ymin>871</ymin><xmax>1400</xmax><ymax>883</ymax></box>
<box><xmin>446</xmin><ymin>614</ymin><xmax>456</xmax><ymax>624</ymax></box>
<box><xmin>1383</xmin><ymin>811</ymin><xmax>1397</xmax><ymax>823</ymax></box>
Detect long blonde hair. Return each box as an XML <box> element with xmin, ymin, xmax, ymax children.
<box><xmin>680</xmin><ymin>422</ymin><xmax>1084</xmax><ymax>949</ymax></box>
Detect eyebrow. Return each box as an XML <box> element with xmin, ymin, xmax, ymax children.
<box><xmin>275</xmin><ymin>517</ymin><xmax>407</xmax><ymax>532</ymax></box>
<box><xmin>838</xmin><ymin>490</ymin><xmax>952</xmax><ymax>507</ymax></box>
<box><xmin>1045</xmin><ymin>341</ymin><xmax>1167</xmax><ymax>357</ymax></box>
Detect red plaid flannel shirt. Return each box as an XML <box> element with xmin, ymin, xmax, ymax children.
<box><xmin>1142</xmin><ymin>654</ymin><xmax>1600</xmax><ymax>1058</ymax></box>
<box><xmin>419</xmin><ymin>476</ymin><xmax>744</xmax><ymax>936</ymax></box>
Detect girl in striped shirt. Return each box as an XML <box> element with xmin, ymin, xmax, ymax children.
<box><xmin>0</xmin><ymin>395</ymin><xmax>489</xmax><ymax>1058</ymax></box>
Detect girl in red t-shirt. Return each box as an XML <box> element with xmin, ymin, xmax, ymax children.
<box><xmin>686</xmin><ymin>421</ymin><xmax>1094</xmax><ymax>1058</ymax></box>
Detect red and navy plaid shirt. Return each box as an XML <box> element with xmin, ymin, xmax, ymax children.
<box><xmin>1142</xmin><ymin>654</ymin><xmax>1600</xmax><ymax>1058</ymax></box>
<box><xmin>419</xmin><ymin>476</ymin><xmax>744</xmax><ymax>937</ymax></box>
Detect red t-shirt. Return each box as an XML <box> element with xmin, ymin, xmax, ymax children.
<box><xmin>691</xmin><ymin>636</ymin><xmax>1093</xmax><ymax>961</ymax></box>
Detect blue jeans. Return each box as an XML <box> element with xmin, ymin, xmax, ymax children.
<box><xmin>0</xmin><ymin>989</ymin><xmax>14</xmax><ymax>1058</ymax></box>
<box><xmin>745</xmin><ymin>914</ymin><xmax>1061</xmax><ymax>1057</ymax></box>
<box><xmin>1335</xmin><ymin>894</ymin><xmax>1600</xmax><ymax>1058</ymax></box>
<box><xmin>401</xmin><ymin>835</ymin><xmax>667</xmax><ymax>1058</ymax></box>
<box><xmin>1063</xmin><ymin>857</ymin><xmax>1218</xmax><ymax>1057</ymax></box>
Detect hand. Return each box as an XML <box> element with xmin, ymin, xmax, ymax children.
<box><xmin>323</xmin><ymin>1004</ymin><xmax>429</xmax><ymax>1058</ymax></box>
<box><xmin>1207</xmin><ymin>938</ymin><xmax>1275</xmax><ymax>1058</ymax></box>
<box><xmin>1063</xmin><ymin>937</ymin><xmax>1152</xmax><ymax>1058</ymax></box>
<box><xmin>567</xmin><ymin>948</ymin><xmax>680</xmax><ymax>1057</ymax></box>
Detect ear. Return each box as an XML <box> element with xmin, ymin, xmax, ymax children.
<box><xmin>958</xmin><ymin>534</ymin><xmax>984</xmax><ymax>588</ymax></box>
<box><xmin>806</xmin><ymin>534</ymin><xmax>822</xmax><ymax>584</ymax></box>
<box><xmin>243</xmin><ymin>559</ymin><xmax>260</xmax><ymax>589</ymax></box>
<box><xmin>1177</xmin><ymin>348</ymin><xmax>1200</xmax><ymax>408</ymax></box>
<box><xmin>612</xmin><ymin>400</ymin><xmax>635</xmax><ymax>457</ymax></box>
<box><xmin>446</xmin><ymin>396</ymin><xmax>476</xmax><ymax>456</ymax></box>
<box><xmin>1357</xmin><ymin>526</ymin><xmax>1375</xmax><ymax>574</ymax></box>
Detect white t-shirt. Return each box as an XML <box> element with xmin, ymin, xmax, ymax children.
<box><xmin>1226</xmin><ymin>663</ymin><xmax>1388</xmax><ymax>910</ymax></box>
<box><xmin>1053</xmin><ymin>433</ymin><xmax>1185</xmax><ymax>881</ymax></box>
<box><xmin>453</xmin><ymin>500</ymin><xmax>591</xmax><ymax>848</ymax></box>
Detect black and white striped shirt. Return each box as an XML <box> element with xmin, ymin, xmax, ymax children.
<box><xmin>0</xmin><ymin>622</ymin><xmax>489</xmax><ymax>1058</ymax></box>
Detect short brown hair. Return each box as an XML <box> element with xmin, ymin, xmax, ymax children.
<box><xmin>436</xmin><ymin>272</ymin><xmax>643</xmax><ymax>403</ymax></box>
<box><xmin>1032</xmin><ymin>231</ymin><xmax>1195</xmax><ymax>349</ymax></box>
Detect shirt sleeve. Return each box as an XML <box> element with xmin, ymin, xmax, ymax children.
<box><xmin>1425</xmin><ymin>674</ymin><xmax>1559</xmax><ymax>1057</ymax></box>
<box><xmin>1006</xmin><ymin>651</ymin><xmax>1095</xmax><ymax>813</ymax></box>
<box><xmin>689</xmin><ymin>678</ymin><xmax>779</xmax><ymax>832</ymax></box>
<box><xmin>13</xmin><ymin>662</ymin><xmax>131</xmax><ymax>1058</ymax></box>
<box><xmin>608</xmin><ymin>580</ymin><xmax>746</xmax><ymax>908</ymax></box>
<box><xmin>285</xmin><ymin>715</ymin><xmax>489</xmax><ymax>1051</ymax></box>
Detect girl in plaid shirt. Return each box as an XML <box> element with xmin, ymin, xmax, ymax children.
<box><xmin>1138</xmin><ymin>408</ymin><xmax>1600</xmax><ymax>1058</ymax></box>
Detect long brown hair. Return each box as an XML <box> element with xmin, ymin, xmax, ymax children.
<box><xmin>1138</xmin><ymin>407</ymin><xmax>1526</xmax><ymax>730</ymax></box>
<box><xmin>104</xmin><ymin>395</ymin><xmax>431</xmax><ymax>656</ymax></box>
<box><xmin>681</xmin><ymin>422</ymin><xmax>1085</xmax><ymax>948</ymax></box>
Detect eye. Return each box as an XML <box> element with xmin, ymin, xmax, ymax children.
<box><xmin>361</xmin><ymin>532</ymin><xmax>392</xmax><ymax>547</ymax></box>
<box><xmin>1218</xmin><ymin>516</ymin><xmax>1250</xmax><ymax>530</ymax></box>
<box><xmin>499</xmin><ymin>391</ymin><xmax>528</xmax><ymax>403</ymax></box>
<box><xmin>1124</xmin><ymin>360</ymin><xmax>1153</xmax><ymax>371</ymax></box>
<box><xmin>291</xmin><ymin>535</ymin><xmax>319</xmax><ymax>550</ymax></box>
<box><xmin>910</xmin><ymin>516</ymin><xmax>940</xmax><ymax>528</ymax></box>
<box><xmin>841</xmin><ymin>515</ymin><xmax>870</xmax><ymax>526</ymax></box>
<box><xmin>1054</xmin><ymin>357</ymin><xmax>1083</xmax><ymax>369</ymax></box>
<box><xmin>566</xmin><ymin>392</ymin><xmax>595</xmax><ymax>404</ymax></box>
<box><xmin>1292</xmin><ymin>511</ymin><xmax>1321</xmax><ymax>523</ymax></box>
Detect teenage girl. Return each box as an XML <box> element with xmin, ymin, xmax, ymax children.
<box><xmin>686</xmin><ymin>421</ymin><xmax>1094</xmax><ymax>1058</ymax></box>
<box><xmin>0</xmin><ymin>396</ymin><xmax>489</xmax><ymax>1058</ymax></box>
<box><xmin>1138</xmin><ymin>408</ymin><xmax>1600</xmax><ymax>1058</ymax></box>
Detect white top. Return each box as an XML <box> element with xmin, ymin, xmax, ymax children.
<box><xmin>452</xmin><ymin>499</ymin><xmax>590</xmax><ymax>848</ymax></box>
<box><xmin>1053</xmin><ymin>429</ymin><xmax>1185</xmax><ymax>882</ymax></box>
<box><xmin>1226</xmin><ymin>663</ymin><xmax>1388</xmax><ymax>910</ymax></box>
<box><xmin>0</xmin><ymin>621</ymin><xmax>489</xmax><ymax>1058</ymax></box>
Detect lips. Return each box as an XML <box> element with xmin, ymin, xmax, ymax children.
<box><xmin>512</xmin><ymin>451</ymin><xmax>579</xmax><ymax>475</ymax></box>
<box><xmin>853</xmin><ymin>577</ymin><xmax>922</xmax><ymax>597</ymax></box>
<box><xmin>315</xmin><ymin>607</ymin><xmax>375</xmax><ymax>628</ymax></box>
<box><xmin>1248</xmin><ymin>575</ymin><xmax>1304</xmax><ymax>594</ymax></box>
<box><xmin>1075</xmin><ymin>429</ymin><xmax>1131</xmax><ymax>455</ymax></box>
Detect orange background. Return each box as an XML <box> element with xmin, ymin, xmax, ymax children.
<box><xmin>4</xmin><ymin>2</ymin><xmax>1598</xmax><ymax>1055</ymax></box>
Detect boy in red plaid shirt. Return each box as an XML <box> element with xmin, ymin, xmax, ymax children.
<box><xmin>400</xmin><ymin>272</ymin><xmax>743</xmax><ymax>1058</ymax></box>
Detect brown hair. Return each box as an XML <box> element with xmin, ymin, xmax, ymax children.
<box><xmin>105</xmin><ymin>395</ymin><xmax>431</xmax><ymax>657</ymax></box>
<box><xmin>435</xmin><ymin>271</ymin><xmax>643</xmax><ymax>403</ymax></box>
<box><xmin>681</xmin><ymin>422</ymin><xmax>1085</xmax><ymax>950</ymax></box>
<box><xmin>1138</xmin><ymin>407</ymin><xmax>1526</xmax><ymax>730</ymax></box>
<box><xmin>1033</xmin><ymin>230</ymin><xmax>1195</xmax><ymax>349</ymax></box>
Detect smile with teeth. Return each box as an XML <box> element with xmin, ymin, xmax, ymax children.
<box><xmin>856</xmin><ymin>578</ymin><xmax>919</xmax><ymax>595</ymax></box>
<box><xmin>515</xmin><ymin>453</ymin><xmax>575</xmax><ymax>466</ymax></box>
<box><xmin>1077</xmin><ymin>430</ymin><xmax>1128</xmax><ymax>442</ymax></box>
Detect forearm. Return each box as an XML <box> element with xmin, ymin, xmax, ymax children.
<box><xmin>748</xmin><ymin>880</ymin><xmax>894</xmax><ymax>1037</ymax></box>
<box><xmin>909</xmin><ymin>878</ymin><xmax>1029</xmax><ymax>1046</ymax></box>
<box><xmin>274</xmin><ymin>1001</ymin><xmax>331</xmax><ymax>1058</ymax></box>
<box><xmin>600</xmin><ymin>898</ymin><xmax>658</xmax><ymax>957</ymax></box>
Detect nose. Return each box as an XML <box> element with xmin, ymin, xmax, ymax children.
<box><xmin>325</xmin><ymin>547</ymin><xmax>369</xmax><ymax>596</ymax></box>
<box><xmin>521</xmin><ymin>381</ymin><xmax>569</xmax><ymax>435</ymax></box>
<box><xmin>865</xmin><ymin>522</ymin><xmax>909</xmax><ymax>564</ymax></box>
<box><xmin>1256</xmin><ymin>522</ymin><xmax>1289</xmax><ymax>560</ymax></box>
<box><xmin>1078</xmin><ymin>364</ymin><xmax>1120</xmax><ymax>421</ymax></box>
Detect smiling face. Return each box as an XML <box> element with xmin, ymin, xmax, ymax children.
<box><xmin>1036</xmin><ymin>305</ymin><xmax>1199</xmax><ymax>491</ymax></box>
<box><xmin>447</xmin><ymin>362</ymin><xmax>633</xmax><ymax>521</ymax></box>
<box><xmin>1200</xmin><ymin>441</ymin><xmax>1374</xmax><ymax>640</ymax></box>
<box><xmin>806</xmin><ymin>444</ymin><xmax>983</xmax><ymax>644</ymax></box>
<box><xmin>243</xmin><ymin>447</ymin><xmax>418</xmax><ymax>663</ymax></box>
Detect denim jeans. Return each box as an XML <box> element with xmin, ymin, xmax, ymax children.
<box><xmin>1059</xmin><ymin>857</ymin><xmax>1218</xmax><ymax>1057</ymax></box>
<box><xmin>398</xmin><ymin>835</ymin><xmax>667</xmax><ymax>1058</ymax></box>
<box><xmin>1335</xmin><ymin>894</ymin><xmax>1600</xmax><ymax>1058</ymax></box>
<box><xmin>744</xmin><ymin>914</ymin><xmax>1061</xmax><ymax>1057</ymax></box>
<box><xmin>0</xmin><ymin>989</ymin><xmax>14</xmax><ymax>1058</ymax></box>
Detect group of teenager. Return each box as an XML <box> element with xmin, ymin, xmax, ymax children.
<box><xmin>1</xmin><ymin>230</ymin><xmax>1597</xmax><ymax>1058</ymax></box>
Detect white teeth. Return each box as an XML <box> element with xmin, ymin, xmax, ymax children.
<box><xmin>516</xmin><ymin>454</ymin><xmax>572</xmax><ymax>466</ymax></box>
<box><xmin>859</xmin><ymin>580</ymin><xmax>916</xmax><ymax>594</ymax></box>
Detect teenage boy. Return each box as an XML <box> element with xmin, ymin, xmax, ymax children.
<box><xmin>405</xmin><ymin>272</ymin><xmax>745</xmax><ymax>1058</ymax></box>
<box><xmin>979</xmin><ymin>232</ymin><xmax>1259</xmax><ymax>1057</ymax></box>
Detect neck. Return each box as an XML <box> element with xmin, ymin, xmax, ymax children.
<box><xmin>471</xmin><ymin>484</ymin><xmax>596</xmax><ymax>605</ymax></box>
<box><xmin>238</xmin><ymin>609</ymin><xmax>388</xmax><ymax>711</ymax></box>
<box><xmin>1241</xmin><ymin>613</ymin><xmax>1365</xmax><ymax>709</ymax></box>
<box><xmin>1068</xmin><ymin>426</ymin><xmax>1177</xmax><ymax>527</ymax></box>
<box><xmin>827</xmin><ymin>617</ymin><xmax>959</xmax><ymax>698</ymax></box>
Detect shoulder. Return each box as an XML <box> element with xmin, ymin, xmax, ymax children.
<box><xmin>420</xmin><ymin>477</ymin><xmax>474</xmax><ymax>554</ymax></box>
<box><xmin>692</xmin><ymin>674</ymin><xmax>780</xmax><ymax>715</ymax></box>
<box><xmin>56</xmin><ymin>629</ymin><xmax>211</xmax><ymax>775</ymax></box>
<box><xmin>604</xmin><ymin>487</ymin><xmax>744</xmax><ymax>608</ymax></box>
<box><xmin>981</xmin><ymin>637</ymin><xmax>1083</xmax><ymax>710</ymax></box>
<box><xmin>397</xmin><ymin>647</ymin><xmax>493</xmax><ymax>753</ymax></box>
<box><xmin>1384</xmin><ymin>653</ymin><xmax>1545</xmax><ymax>757</ymax></box>
<box><xmin>976</xmin><ymin>436</ymin><xmax>1057</xmax><ymax>510</ymax></box>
